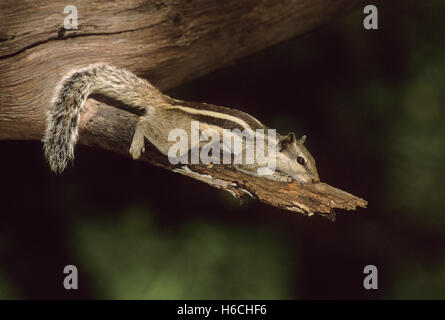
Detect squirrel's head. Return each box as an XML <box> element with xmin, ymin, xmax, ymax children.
<box><xmin>276</xmin><ymin>132</ymin><xmax>320</xmax><ymax>183</ymax></box>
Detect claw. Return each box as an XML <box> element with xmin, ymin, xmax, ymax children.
<box><xmin>129</xmin><ymin>146</ymin><xmax>141</xmax><ymax>160</ymax></box>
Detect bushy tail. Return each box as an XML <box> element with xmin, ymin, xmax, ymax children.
<box><xmin>43</xmin><ymin>64</ymin><xmax>160</xmax><ymax>173</ymax></box>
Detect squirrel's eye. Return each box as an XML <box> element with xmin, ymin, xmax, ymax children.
<box><xmin>297</xmin><ymin>156</ymin><xmax>305</xmax><ymax>165</ymax></box>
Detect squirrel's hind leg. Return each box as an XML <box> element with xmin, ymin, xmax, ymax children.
<box><xmin>130</xmin><ymin>117</ymin><xmax>147</xmax><ymax>159</ymax></box>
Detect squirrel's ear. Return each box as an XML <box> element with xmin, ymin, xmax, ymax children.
<box><xmin>278</xmin><ymin>132</ymin><xmax>296</xmax><ymax>151</ymax></box>
<box><xmin>299</xmin><ymin>135</ymin><xmax>307</xmax><ymax>145</ymax></box>
<box><xmin>285</xmin><ymin>132</ymin><xmax>296</xmax><ymax>143</ymax></box>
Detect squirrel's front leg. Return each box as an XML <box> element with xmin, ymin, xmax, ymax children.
<box><xmin>234</xmin><ymin>164</ymin><xmax>293</xmax><ymax>183</ymax></box>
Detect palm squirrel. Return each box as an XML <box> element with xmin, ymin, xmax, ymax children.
<box><xmin>43</xmin><ymin>64</ymin><xmax>319</xmax><ymax>183</ymax></box>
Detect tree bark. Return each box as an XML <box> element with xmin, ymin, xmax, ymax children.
<box><xmin>0</xmin><ymin>0</ymin><xmax>366</xmax><ymax>218</ymax></box>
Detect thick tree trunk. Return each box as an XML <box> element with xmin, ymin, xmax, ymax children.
<box><xmin>0</xmin><ymin>0</ymin><xmax>366</xmax><ymax>218</ymax></box>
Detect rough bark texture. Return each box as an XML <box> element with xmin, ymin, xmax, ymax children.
<box><xmin>0</xmin><ymin>0</ymin><xmax>366</xmax><ymax>218</ymax></box>
<box><xmin>78</xmin><ymin>98</ymin><xmax>367</xmax><ymax>219</ymax></box>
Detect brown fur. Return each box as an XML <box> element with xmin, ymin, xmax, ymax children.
<box><xmin>43</xmin><ymin>64</ymin><xmax>319</xmax><ymax>183</ymax></box>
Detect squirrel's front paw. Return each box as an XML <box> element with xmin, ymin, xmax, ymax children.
<box><xmin>282</xmin><ymin>175</ymin><xmax>294</xmax><ymax>183</ymax></box>
<box><xmin>269</xmin><ymin>171</ymin><xmax>294</xmax><ymax>183</ymax></box>
<box><xmin>272</xmin><ymin>173</ymin><xmax>293</xmax><ymax>183</ymax></box>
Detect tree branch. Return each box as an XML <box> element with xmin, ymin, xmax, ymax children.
<box><xmin>0</xmin><ymin>0</ymin><xmax>366</xmax><ymax>218</ymax></box>
<box><xmin>79</xmin><ymin>98</ymin><xmax>367</xmax><ymax>219</ymax></box>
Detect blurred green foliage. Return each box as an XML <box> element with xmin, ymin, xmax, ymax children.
<box><xmin>386</xmin><ymin>58</ymin><xmax>445</xmax><ymax>230</ymax></box>
<box><xmin>0</xmin><ymin>270</ymin><xmax>19</xmax><ymax>299</ymax></box>
<box><xmin>389</xmin><ymin>262</ymin><xmax>445</xmax><ymax>299</ymax></box>
<box><xmin>69</xmin><ymin>206</ymin><xmax>293</xmax><ymax>299</ymax></box>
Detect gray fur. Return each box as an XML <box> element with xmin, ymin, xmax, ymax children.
<box><xmin>43</xmin><ymin>64</ymin><xmax>320</xmax><ymax>184</ymax></box>
<box><xmin>43</xmin><ymin>64</ymin><xmax>161</xmax><ymax>173</ymax></box>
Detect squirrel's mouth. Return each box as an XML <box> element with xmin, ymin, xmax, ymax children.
<box><xmin>288</xmin><ymin>171</ymin><xmax>320</xmax><ymax>184</ymax></box>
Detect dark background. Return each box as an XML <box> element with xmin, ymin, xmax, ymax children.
<box><xmin>1</xmin><ymin>0</ymin><xmax>445</xmax><ymax>299</ymax></box>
